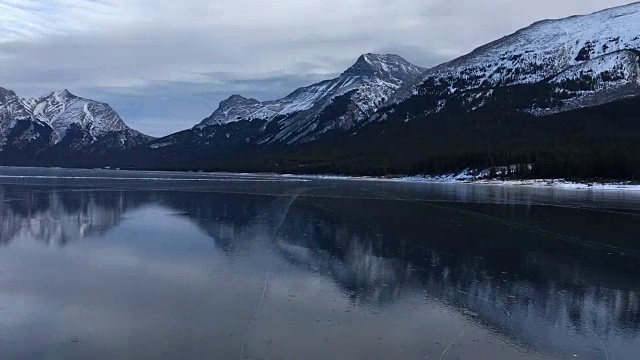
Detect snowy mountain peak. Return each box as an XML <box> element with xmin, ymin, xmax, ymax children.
<box><xmin>343</xmin><ymin>53</ymin><xmax>425</xmax><ymax>79</ymax></box>
<box><xmin>40</xmin><ymin>89</ymin><xmax>74</xmax><ymax>104</ymax></box>
<box><xmin>345</xmin><ymin>53</ymin><xmax>392</xmax><ymax>74</ymax></box>
<box><xmin>196</xmin><ymin>53</ymin><xmax>425</xmax><ymax>131</ymax></box>
<box><xmin>219</xmin><ymin>94</ymin><xmax>261</xmax><ymax>108</ymax></box>
<box><xmin>25</xmin><ymin>90</ymin><xmax>135</xmax><ymax>142</ymax></box>
<box><xmin>52</xmin><ymin>89</ymin><xmax>74</xmax><ymax>100</ymax></box>
<box><xmin>0</xmin><ymin>87</ymin><xmax>153</xmax><ymax>151</ymax></box>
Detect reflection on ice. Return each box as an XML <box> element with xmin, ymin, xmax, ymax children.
<box><xmin>0</xmin><ymin>186</ymin><xmax>146</xmax><ymax>245</ymax></box>
<box><xmin>0</xmin><ymin>178</ymin><xmax>639</xmax><ymax>359</ymax></box>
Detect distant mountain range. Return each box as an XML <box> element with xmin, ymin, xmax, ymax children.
<box><xmin>198</xmin><ymin>54</ymin><xmax>425</xmax><ymax>143</ymax></box>
<box><xmin>145</xmin><ymin>53</ymin><xmax>426</xmax><ymax>153</ymax></box>
<box><xmin>1</xmin><ymin>2</ymin><xmax>639</xmax><ymax>179</ymax></box>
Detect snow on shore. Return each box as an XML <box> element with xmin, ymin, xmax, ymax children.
<box><xmin>284</xmin><ymin>172</ymin><xmax>640</xmax><ymax>191</ymax></box>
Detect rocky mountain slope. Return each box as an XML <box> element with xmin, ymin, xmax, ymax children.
<box><xmin>149</xmin><ymin>54</ymin><xmax>425</xmax><ymax>150</ymax></box>
<box><xmin>378</xmin><ymin>2</ymin><xmax>640</xmax><ymax>121</ymax></box>
<box><xmin>0</xmin><ymin>88</ymin><xmax>153</xmax><ymax>156</ymax></box>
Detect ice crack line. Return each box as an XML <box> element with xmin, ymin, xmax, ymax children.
<box><xmin>581</xmin><ymin>322</ymin><xmax>610</xmax><ymax>360</ymax></box>
<box><xmin>239</xmin><ymin>271</ymin><xmax>269</xmax><ymax>360</ymax></box>
<box><xmin>439</xmin><ymin>329</ymin><xmax>467</xmax><ymax>360</ymax></box>
<box><xmin>240</xmin><ymin>185</ymin><xmax>333</xmax><ymax>359</ymax></box>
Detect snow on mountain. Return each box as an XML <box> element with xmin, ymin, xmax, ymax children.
<box><xmin>537</xmin><ymin>50</ymin><xmax>640</xmax><ymax>114</ymax></box>
<box><xmin>187</xmin><ymin>1</ymin><xmax>640</xmax><ymax>150</ymax></box>
<box><xmin>551</xmin><ymin>51</ymin><xmax>639</xmax><ymax>85</ymax></box>
<box><xmin>195</xmin><ymin>53</ymin><xmax>425</xmax><ymax>144</ymax></box>
<box><xmin>25</xmin><ymin>89</ymin><xmax>132</xmax><ymax>143</ymax></box>
<box><xmin>0</xmin><ymin>88</ymin><xmax>153</xmax><ymax>151</ymax></box>
<box><xmin>386</xmin><ymin>2</ymin><xmax>640</xmax><ymax>114</ymax></box>
<box><xmin>200</xmin><ymin>94</ymin><xmax>262</xmax><ymax>126</ymax></box>
<box><xmin>0</xmin><ymin>88</ymin><xmax>33</xmax><ymax>147</ymax></box>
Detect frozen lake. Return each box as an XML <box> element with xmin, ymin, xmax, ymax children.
<box><xmin>0</xmin><ymin>167</ymin><xmax>639</xmax><ymax>359</ymax></box>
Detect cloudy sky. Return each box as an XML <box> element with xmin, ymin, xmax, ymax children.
<box><xmin>0</xmin><ymin>0</ymin><xmax>634</xmax><ymax>136</ymax></box>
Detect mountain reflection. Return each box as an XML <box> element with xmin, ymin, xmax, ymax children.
<box><xmin>1</xmin><ymin>184</ymin><xmax>639</xmax><ymax>358</ymax></box>
<box><xmin>0</xmin><ymin>185</ymin><xmax>152</xmax><ymax>245</ymax></box>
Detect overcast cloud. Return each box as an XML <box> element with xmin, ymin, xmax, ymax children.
<box><xmin>0</xmin><ymin>0</ymin><xmax>634</xmax><ymax>136</ymax></box>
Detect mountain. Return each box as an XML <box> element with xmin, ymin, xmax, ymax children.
<box><xmin>127</xmin><ymin>3</ymin><xmax>640</xmax><ymax>178</ymax></box>
<box><xmin>146</xmin><ymin>54</ymin><xmax>425</xmax><ymax>152</ymax></box>
<box><xmin>3</xmin><ymin>3</ymin><xmax>639</xmax><ymax>179</ymax></box>
<box><xmin>377</xmin><ymin>3</ymin><xmax>640</xmax><ymax>121</ymax></box>
<box><xmin>0</xmin><ymin>88</ymin><xmax>41</xmax><ymax>149</ymax></box>
<box><xmin>122</xmin><ymin>3</ymin><xmax>640</xmax><ymax>179</ymax></box>
<box><xmin>0</xmin><ymin>88</ymin><xmax>153</xmax><ymax>163</ymax></box>
<box><xmin>197</xmin><ymin>54</ymin><xmax>425</xmax><ymax>144</ymax></box>
<box><xmin>289</xmin><ymin>2</ymin><xmax>640</xmax><ymax>179</ymax></box>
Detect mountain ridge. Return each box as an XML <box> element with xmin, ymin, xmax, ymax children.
<box><xmin>0</xmin><ymin>87</ymin><xmax>153</xmax><ymax>154</ymax></box>
<box><xmin>120</xmin><ymin>2</ymin><xmax>640</xmax><ymax>180</ymax></box>
<box><xmin>141</xmin><ymin>53</ymin><xmax>427</xmax><ymax>152</ymax></box>
<box><xmin>381</xmin><ymin>1</ymin><xmax>640</xmax><ymax>116</ymax></box>
<box><xmin>1</xmin><ymin>2</ymin><xmax>639</xmax><ymax>180</ymax></box>
<box><xmin>194</xmin><ymin>53</ymin><xmax>426</xmax><ymax>137</ymax></box>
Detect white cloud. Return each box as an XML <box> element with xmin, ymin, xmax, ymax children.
<box><xmin>0</xmin><ymin>0</ymin><xmax>634</xmax><ymax>136</ymax></box>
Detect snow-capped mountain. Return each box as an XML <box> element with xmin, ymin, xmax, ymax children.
<box><xmin>195</xmin><ymin>54</ymin><xmax>425</xmax><ymax>144</ymax></box>
<box><xmin>26</xmin><ymin>89</ymin><xmax>133</xmax><ymax>143</ymax></box>
<box><xmin>147</xmin><ymin>3</ymin><xmax>640</xmax><ymax>160</ymax></box>
<box><xmin>0</xmin><ymin>88</ymin><xmax>153</xmax><ymax>155</ymax></box>
<box><xmin>4</xmin><ymin>2</ymin><xmax>638</xmax><ymax>175</ymax></box>
<box><xmin>381</xmin><ymin>2</ymin><xmax>640</xmax><ymax>119</ymax></box>
<box><xmin>0</xmin><ymin>88</ymin><xmax>34</xmax><ymax>148</ymax></box>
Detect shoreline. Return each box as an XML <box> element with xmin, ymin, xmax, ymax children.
<box><xmin>283</xmin><ymin>173</ymin><xmax>640</xmax><ymax>191</ymax></box>
<box><xmin>1</xmin><ymin>165</ymin><xmax>639</xmax><ymax>191</ymax></box>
